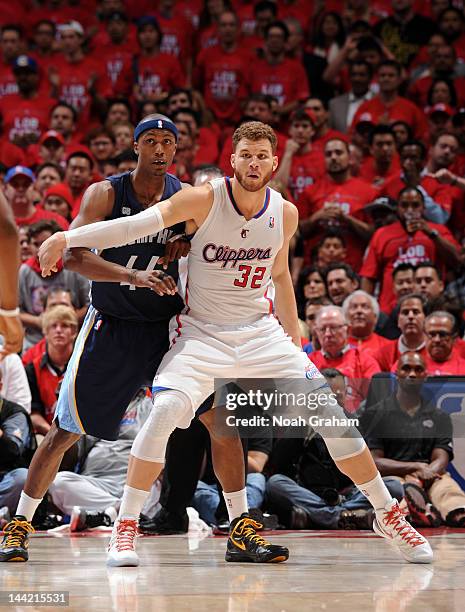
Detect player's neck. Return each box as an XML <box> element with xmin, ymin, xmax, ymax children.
<box><xmin>230</xmin><ymin>177</ymin><xmax>268</xmax><ymax>219</ymax></box>
<box><xmin>131</xmin><ymin>169</ymin><xmax>166</xmax><ymax>207</ymax></box>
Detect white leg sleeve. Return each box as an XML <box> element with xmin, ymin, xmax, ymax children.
<box><xmin>131</xmin><ymin>390</ymin><xmax>194</xmax><ymax>463</ymax></box>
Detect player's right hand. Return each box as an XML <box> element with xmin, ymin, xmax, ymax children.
<box><xmin>38</xmin><ymin>232</ymin><xmax>67</xmax><ymax>277</ymax></box>
<box><xmin>0</xmin><ymin>315</ymin><xmax>24</xmax><ymax>359</ymax></box>
<box><xmin>132</xmin><ymin>270</ymin><xmax>178</xmax><ymax>296</ymax></box>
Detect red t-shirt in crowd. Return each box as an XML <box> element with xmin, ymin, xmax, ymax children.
<box><xmin>0</xmin><ymin>140</ymin><xmax>26</xmax><ymax>166</ymax></box>
<box><xmin>194</xmin><ymin>44</ymin><xmax>252</xmax><ymax>124</ymax></box>
<box><xmin>374</xmin><ymin>339</ymin><xmax>427</xmax><ymax>372</ymax></box>
<box><xmin>409</xmin><ymin>75</ymin><xmax>465</xmax><ymax>108</ymax></box>
<box><xmin>351</xmin><ymin>96</ymin><xmax>428</xmax><ymax>139</ymax></box>
<box><xmin>309</xmin><ymin>347</ymin><xmax>380</xmax><ymax>412</ymax></box>
<box><xmin>0</xmin><ymin>94</ymin><xmax>55</xmax><ymax>144</ymax></box>
<box><xmin>348</xmin><ymin>333</ymin><xmax>392</xmax><ymax>356</ymax></box>
<box><xmin>424</xmin><ymin>349</ymin><xmax>465</xmax><ymax>376</ymax></box>
<box><xmin>15</xmin><ymin>206</ymin><xmax>69</xmax><ymax>229</ymax></box>
<box><xmin>286</xmin><ymin>148</ymin><xmax>326</xmax><ymax>201</ymax></box>
<box><xmin>297</xmin><ymin>176</ymin><xmax>378</xmax><ymax>270</ymax></box>
<box><xmin>250</xmin><ymin>57</ymin><xmax>310</xmax><ymax>107</ymax></box>
<box><xmin>156</xmin><ymin>11</ymin><xmax>194</xmax><ymax>70</ymax></box>
<box><xmin>0</xmin><ymin>62</ymin><xmax>18</xmax><ymax>97</ymax></box>
<box><xmin>382</xmin><ymin>174</ymin><xmax>455</xmax><ymax>219</ymax></box>
<box><xmin>359</xmin><ymin>155</ymin><xmax>401</xmax><ymax>188</ymax></box>
<box><xmin>96</xmin><ymin>45</ymin><xmax>134</xmax><ymax>95</ymax></box>
<box><xmin>359</xmin><ymin>220</ymin><xmax>459</xmax><ymax>313</ymax></box>
<box><xmin>124</xmin><ymin>53</ymin><xmax>186</xmax><ymax>101</ymax></box>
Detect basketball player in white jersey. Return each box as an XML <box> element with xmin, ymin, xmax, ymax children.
<box><xmin>39</xmin><ymin>121</ymin><xmax>433</xmax><ymax>567</ymax></box>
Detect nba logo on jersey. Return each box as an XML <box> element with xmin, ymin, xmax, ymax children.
<box><xmin>158</xmin><ymin>120</ymin><xmax>163</xmax><ymax>128</ymax></box>
<box><xmin>94</xmin><ymin>319</ymin><xmax>103</xmax><ymax>331</ymax></box>
<box><xmin>269</xmin><ymin>216</ymin><xmax>275</xmax><ymax>228</ymax></box>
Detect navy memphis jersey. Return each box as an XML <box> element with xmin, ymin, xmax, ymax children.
<box><xmin>90</xmin><ymin>171</ymin><xmax>185</xmax><ymax>322</ymax></box>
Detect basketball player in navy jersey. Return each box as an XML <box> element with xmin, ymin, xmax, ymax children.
<box><xmin>0</xmin><ymin>114</ymin><xmax>191</xmax><ymax>561</ymax></box>
<box><xmin>37</xmin><ymin>121</ymin><xmax>433</xmax><ymax>567</ymax></box>
<box><xmin>0</xmin><ymin>190</ymin><xmax>23</xmax><ymax>356</ymax></box>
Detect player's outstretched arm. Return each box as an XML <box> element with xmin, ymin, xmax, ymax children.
<box><xmin>271</xmin><ymin>201</ymin><xmax>301</xmax><ymax>347</ymax></box>
<box><xmin>39</xmin><ymin>184</ymin><xmax>213</xmax><ymax>277</ymax></box>
<box><xmin>0</xmin><ymin>190</ymin><xmax>23</xmax><ymax>356</ymax></box>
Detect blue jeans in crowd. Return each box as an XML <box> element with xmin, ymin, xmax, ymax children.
<box><xmin>0</xmin><ymin>468</ymin><xmax>28</xmax><ymax>514</ymax></box>
<box><xmin>266</xmin><ymin>474</ymin><xmax>404</xmax><ymax>529</ymax></box>
<box><xmin>192</xmin><ymin>473</ymin><xmax>266</xmax><ymax>525</ymax></box>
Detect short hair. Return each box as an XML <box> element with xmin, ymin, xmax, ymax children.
<box><xmin>172</xmin><ymin>107</ymin><xmax>201</xmax><ymax>127</ymax></box>
<box><xmin>305</xmin><ymin>296</ymin><xmax>332</xmax><ymax>310</ymax></box>
<box><xmin>1</xmin><ymin>24</ymin><xmax>23</xmax><ymax>38</ymax></box>
<box><xmin>86</xmin><ymin>126</ymin><xmax>115</xmax><ymax>146</ymax></box>
<box><xmin>320</xmin><ymin>367</ymin><xmax>344</xmax><ymax>380</ymax></box>
<box><xmin>67</xmin><ymin>151</ymin><xmax>93</xmax><ymax>169</ymax></box>
<box><xmin>342</xmin><ymin>289</ymin><xmax>380</xmax><ymax>322</ymax></box>
<box><xmin>430</xmin><ymin>130</ymin><xmax>459</xmax><ymax>147</ymax></box>
<box><xmin>264</xmin><ymin>20</ymin><xmax>289</xmax><ymax>41</ymax></box>
<box><xmin>28</xmin><ymin>219</ymin><xmax>62</xmax><ymax>237</ymax></box>
<box><xmin>414</xmin><ymin>261</ymin><xmax>442</xmax><ymax>278</ymax></box>
<box><xmin>425</xmin><ymin>310</ymin><xmax>457</xmax><ymax>334</ymax></box>
<box><xmin>290</xmin><ymin>107</ymin><xmax>315</xmax><ymax>125</ymax></box>
<box><xmin>254</xmin><ymin>1</ymin><xmax>278</xmax><ymax>17</ymax></box>
<box><xmin>34</xmin><ymin>19</ymin><xmax>56</xmax><ymax>35</ymax></box>
<box><xmin>398</xmin><ymin>185</ymin><xmax>425</xmax><ymax>204</ymax></box>
<box><xmin>44</xmin><ymin>286</ymin><xmax>72</xmax><ymax>308</ymax></box>
<box><xmin>317</xmin><ymin>228</ymin><xmax>346</xmax><ymax>248</ymax></box>
<box><xmin>315</xmin><ymin>305</ymin><xmax>347</xmax><ymax>325</ymax></box>
<box><xmin>50</xmin><ymin>100</ymin><xmax>78</xmax><ymax>123</ymax></box>
<box><xmin>35</xmin><ymin>161</ymin><xmax>65</xmax><ymax>180</ymax></box>
<box><xmin>324</xmin><ymin>137</ymin><xmax>350</xmax><ymax>153</ymax></box>
<box><xmin>306</xmin><ymin>96</ymin><xmax>329</xmax><ymax>111</ymax></box>
<box><xmin>192</xmin><ymin>164</ymin><xmax>223</xmax><ymax>178</ymax></box>
<box><xmin>438</xmin><ymin>7</ymin><xmax>465</xmax><ymax>24</ymax></box>
<box><xmin>369</xmin><ymin>124</ymin><xmax>395</xmax><ymax>145</ymax></box>
<box><xmin>106</xmin><ymin>98</ymin><xmax>132</xmax><ymax>117</ymax></box>
<box><xmin>357</xmin><ymin>36</ymin><xmax>383</xmax><ymax>55</ymax></box>
<box><xmin>348</xmin><ymin>59</ymin><xmax>373</xmax><ymax>79</ymax></box>
<box><xmin>378</xmin><ymin>59</ymin><xmax>402</xmax><ymax>75</ymax></box>
<box><xmin>42</xmin><ymin>305</ymin><xmax>78</xmax><ymax>334</ymax></box>
<box><xmin>392</xmin><ymin>262</ymin><xmax>415</xmax><ymax>278</ymax></box>
<box><xmin>168</xmin><ymin>88</ymin><xmax>193</xmax><ymax>106</ymax></box>
<box><xmin>114</xmin><ymin>149</ymin><xmax>138</xmax><ymax>165</ymax></box>
<box><xmin>324</xmin><ymin>262</ymin><xmax>358</xmax><ymax>283</ymax></box>
<box><xmin>232</xmin><ymin>121</ymin><xmax>277</xmax><ymax>152</ymax></box>
<box><xmin>245</xmin><ymin>93</ymin><xmax>273</xmax><ymax>108</ymax></box>
<box><xmin>398</xmin><ymin>292</ymin><xmax>427</xmax><ymax>311</ymax></box>
<box><xmin>400</xmin><ymin>139</ymin><xmax>427</xmax><ymax>160</ymax></box>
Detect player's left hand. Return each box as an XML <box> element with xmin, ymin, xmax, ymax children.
<box><xmin>158</xmin><ymin>237</ymin><xmax>191</xmax><ymax>269</ymax></box>
<box><xmin>132</xmin><ymin>270</ymin><xmax>178</xmax><ymax>295</ymax></box>
<box><xmin>0</xmin><ymin>314</ymin><xmax>24</xmax><ymax>359</ymax></box>
<box><xmin>38</xmin><ymin>232</ymin><xmax>67</xmax><ymax>276</ymax></box>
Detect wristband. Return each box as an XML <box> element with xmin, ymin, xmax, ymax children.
<box><xmin>0</xmin><ymin>307</ymin><xmax>20</xmax><ymax>317</ymax></box>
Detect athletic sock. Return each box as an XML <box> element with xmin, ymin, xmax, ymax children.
<box><xmin>118</xmin><ymin>485</ymin><xmax>150</xmax><ymax>521</ymax></box>
<box><xmin>16</xmin><ymin>491</ymin><xmax>43</xmax><ymax>522</ymax></box>
<box><xmin>223</xmin><ymin>488</ymin><xmax>248</xmax><ymax>522</ymax></box>
<box><xmin>357</xmin><ymin>472</ymin><xmax>393</xmax><ymax>512</ymax></box>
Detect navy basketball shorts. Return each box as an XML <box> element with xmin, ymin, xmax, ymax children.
<box><xmin>55</xmin><ymin>305</ymin><xmax>171</xmax><ymax>440</ymax></box>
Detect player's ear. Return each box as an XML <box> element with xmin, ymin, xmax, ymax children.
<box><xmin>230</xmin><ymin>153</ymin><xmax>236</xmax><ymax>170</ymax></box>
<box><xmin>272</xmin><ymin>155</ymin><xmax>278</xmax><ymax>172</ymax></box>
<box><xmin>134</xmin><ymin>141</ymin><xmax>139</xmax><ymax>156</ymax></box>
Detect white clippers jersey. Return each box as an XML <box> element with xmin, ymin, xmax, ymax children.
<box><xmin>185</xmin><ymin>177</ymin><xmax>284</xmax><ymax>324</ymax></box>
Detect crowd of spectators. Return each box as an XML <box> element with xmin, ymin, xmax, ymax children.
<box><xmin>1</xmin><ymin>0</ymin><xmax>465</xmax><ymax>533</ymax></box>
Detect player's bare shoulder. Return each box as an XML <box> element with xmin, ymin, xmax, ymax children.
<box><xmin>71</xmin><ymin>180</ymin><xmax>115</xmax><ymax>227</ymax></box>
<box><xmin>282</xmin><ymin>199</ymin><xmax>299</xmax><ymax>237</ymax></box>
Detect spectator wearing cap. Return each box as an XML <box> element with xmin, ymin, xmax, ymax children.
<box><xmin>19</xmin><ymin>219</ymin><xmax>89</xmax><ymax>348</ymax></box>
<box><xmin>343</xmin><ymin>290</ymin><xmax>391</xmax><ymax>355</ymax></box>
<box><xmin>382</xmin><ymin>140</ymin><xmax>455</xmax><ymax>224</ymax></box>
<box><xmin>0</xmin><ymin>55</ymin><xmax>55</xmax><ymax>148</ymax></box>
<box><xmin>64</xmin><ymin>149</ymin><xmax>95</xmax><ymax>217</ymax></box>
<box><xmin>156</xmin><ymin>0</ymin><xmax>195</xmax><ymax>81</ymax></box>
<box><xmin>50</xmin><ymin>21</ymin><xmax>110</xmax><ymax>128</ymax></box>
<box><xmin>4</xmin><ymin>166</ymin><xmax>68</xmax><ymax>229</ymax></box>
<box><xmin>305</xmin><ymin>97</ymin><xmax>345</xmax><ymax>153</ymax></box>
<box><xmin>426</xmin><ymin>103</ymin><xmax>454</xmax><ymax>143</ymax></box>
<box><xmin>36</xmin><ymin>131</ymin><xmax>66</xmax><ymax>166</ymax></box>
<box><xmin>329</xmin><ymin>60</ymin><xmax>374</xmax><ymax>134</ymax></box>
<box><xmin>359</xmin><ymin>125</ymin><xmax>401</xmax><ymax>188</ymax></box>
<box><xmin>0</xmin><ymin>25</ymin><xmax>23</xmax><ymax>97</ymax></box>
<box><xmin>364</xmin><ymin>196</ymin><xmax>398</xmax><ymax>230</ymax></box>
<box><xmin>117</xmin><ymin>16</ymin><xmax>185</xmax><ymax>105</ymax></box>
<box><xmin>86</xmin><ymin>127</ymin><xmax>116</xmax><ymax>176</ymax></box>
<box><xmin>298</xmin><ymin>138</ymin><xmax>377</xmax><ymax>271</ymax></box>
<box><xmin>25</xmin><ymin>305</ymin><xmax>78</xmax><ymax>435</ymax></box>
<box><xmin>274</xmin><ymin>108</ymin><xmax>325</xmax><ymax>201</ymax></box>
<box><xmin>409</xmin><ymin>44</ymin><xmax>465</xmax><ymax>108</ymax></box>
<box><xmin>309</xmin><ymin>305</ymin><xmax>380</xmax><ymax>412</ymax></box>
<box><xmin>42</xmin><ymin>183</ymin><xmax>73</xmax><ymax>223</ymax></box>
<box><xmin>360</xmin><ymin>186</ymin><xmax>460</xmax><ymax>313</ymax></box>
<box><xmin>194</xmin><ymin>11</ymin><xmax>252</xmax><ymax>126</ymax></box>
<box><xmin>251</xmin><ymin>21</ymin><xmax>310</xmax><ymax>119</ymax></box>
<box><xmin>374</xmin><ymin>293</ymin><xmax>427</xmax><ymax>371</ymax></box>
<box><xmin>351</xmin><ymin>61</ymin><xmax>428</xmax><ymax>139</ymax></box>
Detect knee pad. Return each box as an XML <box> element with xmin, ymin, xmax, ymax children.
<box><xmin>324</xmin><ymin>434</ymin><xmax>366</xmax><ymax>462</ymax></box>
<box><xmin>131</xmin><ymin>390</ymin><xmax>193</xmax><ymax>463</ymax></box>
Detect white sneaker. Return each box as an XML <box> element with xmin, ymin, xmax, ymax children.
<box><xmin>373</xmin><ymin>499</ymin><xmax>433</xmax><ymax>564</ymax></box>
<box><xmin>106</xmin><ymin>518</ymin><xmax>139</xmax><ymax>567</ymax></box>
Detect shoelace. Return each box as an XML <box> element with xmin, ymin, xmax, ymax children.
<box><xmin>113</xmin><ymin>520</ymin><xmax>138</xmax><ymax>552</ymax></box>
<box><xmin>3</xmin><ymin>519</ymin><xmax>35</xmax><ymax>548</ymax></box>
<box><xmin>233</xmin><ymin>518</ymin><xmax>270</xmax><ymax>547</ymax></box>
<box><xmin>383</xmin><ymin>506</ymin><xmax>425</xmax><ymax>547</ymax></box>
